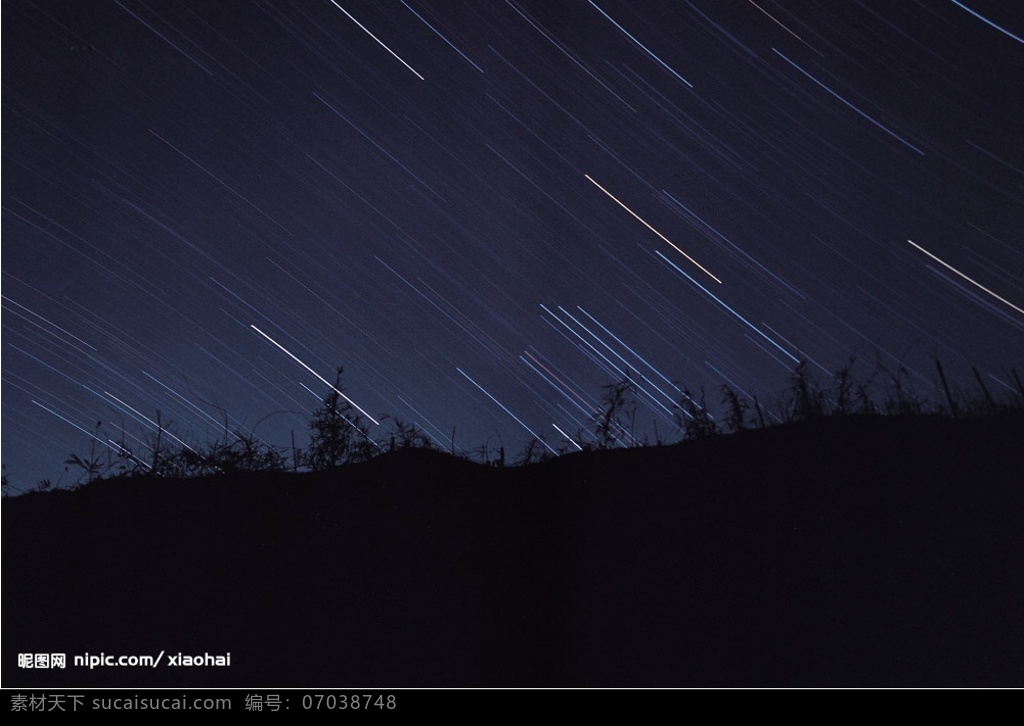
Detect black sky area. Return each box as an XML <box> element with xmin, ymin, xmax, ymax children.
<box><xmin>2</xmin><ymin>1</ymin><xmax>1023</xmax><ymax>486</ymax></box>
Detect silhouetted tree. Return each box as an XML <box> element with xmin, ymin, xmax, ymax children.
<box><xmin>307</xmin><ymin>367</ymin><xmax>374</xmax><ymax>470</ymax></box>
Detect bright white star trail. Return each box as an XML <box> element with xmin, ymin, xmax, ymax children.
<box><xmin>328</xmin><ymin>0</ymin><xmax>425</xmax><ymax>80</ymax></box>
<box><xmin>906</xmin><ymin>239</ymin><xmax>1024</xmax><ymax>317</ymax></box>
<box><xmin>585</xmin><ymin>174</ymin><xmax>722</xmax><ymax>284</ymax></box>
<box><xmin>250</xmin><ymin>325</ymin><xmax>380</xmax><ymax>425</ymax></box>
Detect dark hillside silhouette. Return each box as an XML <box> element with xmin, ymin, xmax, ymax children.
<box><xmin>4</xmin><ymin>409</ymin><xmax>1024</xmax><ymax>687</ymax></box>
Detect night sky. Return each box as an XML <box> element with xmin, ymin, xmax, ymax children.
<box><xmin>3</xmin><ymin>1</ymin><xmax>1023</xmax><ymax>486</ymax></box>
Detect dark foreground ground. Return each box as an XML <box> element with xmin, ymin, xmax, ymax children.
<box><xmin>4</xmin><ymin>412</ymin><xmax>1024</xmax><ymax>687</ymax></box>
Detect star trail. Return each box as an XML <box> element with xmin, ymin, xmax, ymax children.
<box><xmin>3</xmin><ymin>1</ymin><xmax>1023</xmax><ymax>486</ymax></box>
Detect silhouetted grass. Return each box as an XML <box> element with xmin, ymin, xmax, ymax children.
<box><xmin>5</xmin><ymin>357</ymin><xmax>1023</xmax><ymax>494</ymax></box>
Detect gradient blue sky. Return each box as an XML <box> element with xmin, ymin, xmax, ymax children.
<box><xmin>3</xmin><ymin>0</ymin><xmax>1023</xmax><ymax>486</ymax></box>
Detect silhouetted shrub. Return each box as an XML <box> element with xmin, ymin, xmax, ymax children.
<box><xmin>594</xmin><ymin>379</ymin><xmax>638</xmax><ymax>449</ymax></box>
<box><xmin>677</xmin><ymin>387</ymin><xmax>718</xmax><ymax>440</ymax></box>
<box><xmin>721</xmin><ymin>385</ymin><xmax>749</xmax><ymax>433</ymax></box>
<box><xmin>383</xmin><ymin>417</ymin><xmax>435</xmax><ymax>452</ymax></box>
<box><xmin>786</xmin><ymin>361</ymin><xmax>826</xmax><ymax>421</ymax></box>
